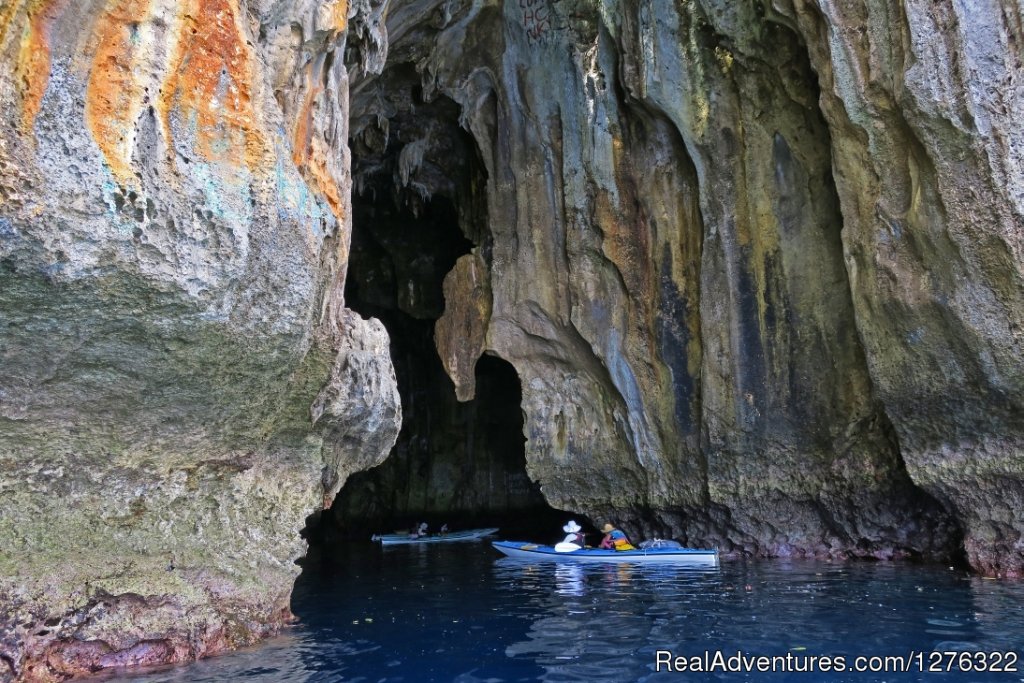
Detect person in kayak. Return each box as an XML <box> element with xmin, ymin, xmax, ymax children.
<box><xmin>561</xmin><ymin>520</ymin><xmax>585</xmax><ymax>547</ymax></box>
<box><xmin>554</xmin><ymin>520</ymin><xmax>586</xmax><ymax>552</ymax></box>
<box><xmin>599</xmin><ymin>523</ymin><xmax>636</xmax><ymax>550</ymax></box>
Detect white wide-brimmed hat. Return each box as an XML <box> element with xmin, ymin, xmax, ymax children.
<box><xmin>562</xmin><ymin>520</ymin><xmax>582</xmax><ymax>533</ymax></box>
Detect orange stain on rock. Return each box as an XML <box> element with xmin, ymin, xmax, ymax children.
<box><xmin>330</xmin><ymin>0</ymin><xmax>348</xmax><ymax>33</ymax></box>
<box><xmin>0</xmin><ymin>2</ymin><xmax>33</xmax><ymax>74</ymax></box>
<box><xmin>159</xmin><ymin>0</ymin><xmax>267</xmax><ymax>168</ymax></box>
<box><xmin>85</xmin><ymin>0</ymin><xmax>153</xmax><ymax>181</ymax></box>
<box><xmin>291</xmin><ymin>57</ymin><xmax>344</xmax><ymax>221</ymax></box>
<box><xmin>291</xmin><ymin>62</ymin><xmax>321</xmax><ymax>170</ymax></box>
<box><xmin>3</xmin><ymin>0</ymin><xmax>66</xmax><ymax>132</ymax></box>
<box><xmin>304</xmin><ymin>146</ymin><xmax>345</xmax><ymax>221</ymax></box>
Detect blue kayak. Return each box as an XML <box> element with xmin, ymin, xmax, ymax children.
<box><xmin>492</xmin><ymin>540</ymin><xmax>719</xmax><ymax>566</ymax></box>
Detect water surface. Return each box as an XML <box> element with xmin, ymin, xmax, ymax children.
<box><xmin>109</xmin><ymin>542</ymin><xmax>1024</xmax><ymax>682</ymax></box>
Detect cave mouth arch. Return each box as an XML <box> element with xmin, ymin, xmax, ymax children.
<box><xmin>310</xmin><ymin>80</ymin><xmax>564</xmax><ymax>544</ymax></box>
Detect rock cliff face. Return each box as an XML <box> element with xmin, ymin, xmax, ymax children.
<box><xmin>0</xmin><ymin>0</ymin><xmax>400</xmax><ymax>680</ymax></box>
<box><xmin>351</xmin><ymin>0</ymin><xmax>1020</xmax><ymax>574</ymax></box>
<box><xmin>1</xmin><ymin>0</ymin><xmax>1021</xmax><ymax>679</ymax></box>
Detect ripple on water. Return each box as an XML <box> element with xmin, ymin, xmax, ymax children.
<box><xmin>102</xmin><ymin>546</ymin><xmax>1024</xmax><ymax>683</ymax></box>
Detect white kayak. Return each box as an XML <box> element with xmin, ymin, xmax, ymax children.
<box><xmin>492</xmin><ymin>540</ymin><xmax>719</xmax><ymax>567</ymax></box>
<box><xmin>372</xmin><ymin>528</ymin><xmax>500</xmax><ymax>545</ymax></box>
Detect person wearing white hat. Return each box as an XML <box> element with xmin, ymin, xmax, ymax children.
<box><xmin>554</xmin><ymin>520</ymin><xmax>586</xmax><ymax>552</ymax></box>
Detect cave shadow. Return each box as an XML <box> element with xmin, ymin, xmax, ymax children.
<box><xmin>299</xmin><ymin>78</ymin><xmax>567</xmax><ymax>559</ymax></box>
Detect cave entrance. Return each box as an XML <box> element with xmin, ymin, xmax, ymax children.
<box><xmin>317</xmin><ymin>79</ymin><xmax>560</xmax><ymax>542</ymax></box>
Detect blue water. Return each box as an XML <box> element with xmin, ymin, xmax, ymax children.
<box><xmin>108</xmin><ymin>542</ymin><xmax>1023</xmax><ymax>682</ymax></box>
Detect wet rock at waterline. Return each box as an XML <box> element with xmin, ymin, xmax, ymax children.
<box><xmin>1</xmin><ymin>0</ymin><xmax>1022</xmax><ymax>680</ymax></box>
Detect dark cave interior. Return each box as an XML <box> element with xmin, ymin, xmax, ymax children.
<box><xmin>312</xmin><ymin>78</ymin><xmax>565</xmax><ymax>543</ymax></box>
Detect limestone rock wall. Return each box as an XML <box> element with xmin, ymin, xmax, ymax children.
<box><xmin>0</xmin><ymin>0</ymin><xmax>399</xmax><ymax>680</ymax></box>
<box><xmin>369</xmin><ymin>0</ymin><xmax>1020</xmax><ymax>573</ymax></box>
<box><xmin>1</xmin><ymin>0</ymin><xmax>1022</xmax><ymax>678</ymax></box>
<box><xmin>781</xmin><ymin>0</ymin><xmax>1024</xmax><ymax>577</ymax></box>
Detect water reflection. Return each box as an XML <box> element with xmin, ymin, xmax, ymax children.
<box><xmin>554</xmin><ymin>563</ymin><xmax>584</xmax><ymax>596</ymax></box>
<box><xmin>102</xmin><ymin>547</ymin><xmax>1024</xmax><ymax>683</ymax></box>
<box><xmin>494</xmin><ymin>558</ymin><xmax>1023</xmax><ymax>682</ymax></box>
<box><xmin>493</xmin><ymin>560</ymin><xmax>717</xmax><ymax>681</ymax></box>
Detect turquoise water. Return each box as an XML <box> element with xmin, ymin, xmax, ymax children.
<box><xmin>110</xmin><ymin>542</ymin><xmax>1023</xmax><ymax>682</ymax></box>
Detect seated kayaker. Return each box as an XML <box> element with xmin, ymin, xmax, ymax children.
<box><xmin>554</xmin><ymin>520</ymin><xmax>585</xmax><ymax>552</ymax></box>
<box><xmin>562</xmin><ymin>520</ymin><xmax>585</xmax><ymax>546</ymax></box>
<box><xmin>599</xmin><ymin>523</ymin><xmax>636</xmax><ymax>551</ymax></box>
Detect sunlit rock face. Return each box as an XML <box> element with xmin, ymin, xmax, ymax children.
<box><xmin>353</xmin><ymin>0</ymin><xmax>1020</xmax><ymax>574</ymax></box>
<box><xmin>0</xmin><ymin>0</ymin><xmax>399</xmax><ymax>679</ymax></box>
